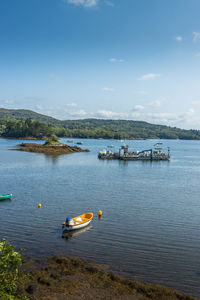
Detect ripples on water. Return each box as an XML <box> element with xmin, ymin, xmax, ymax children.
<box><xmin>0</xmin><ymin>138</ymin><xmax>200</xmax><ymax>297</ymax></box>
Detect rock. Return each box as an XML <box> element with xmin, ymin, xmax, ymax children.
<box><xmin>26</xmin><ymin>283</ymin><xmax>39</xmax><ymax>294</ymax></box>
<box><xmin>15</xmin><ymin>142</ymin><xmax>90</xmax><ymax>155</ymax></box>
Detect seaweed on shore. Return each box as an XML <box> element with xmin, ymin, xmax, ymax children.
<box><xmin>17</xmin><ymin>256</ymin><xmax>197</xmax><ymax>300</ymax></box>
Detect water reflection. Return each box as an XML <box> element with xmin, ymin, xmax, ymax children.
<box><xmin>44</xmin><ymin>154</ymin><xmax>60</xmax><ymax>164</ymax></box>
<box><xmin>98</xmin><ymin>215</ymin><xmax>102</xmax><ymax>221</ymax></box>
<box><xmin>98</xmin><ymin>159</ymin><xmax>129</xmax><ymax>167</ymax></box>
<box><xmin>98</xmin><ymin>158</ymin><xmax>170</xmax><ymax>167</ymax></box>
<box><xmin>0</xmin><ymin>198</ymin><xmax>12</xmax><ymax>205</ymax></box>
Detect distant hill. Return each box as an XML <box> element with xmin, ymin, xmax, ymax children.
<box><xmin>0</xmin><ymin>108</ymin><xmax>200</xmax><ymax>140</ymax></box>
<box><xmin>0</xmin><ymin>108</ymin><xmax>60</xmax><ymax>125</ymax></box>
<box><xmin>61</xmin><ymin>118</ymin><xmax>200</xmax><ymax>140</ymax></box>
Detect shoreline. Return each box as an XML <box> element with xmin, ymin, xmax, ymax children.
<box><xmin>0</xmin><ymin>136</ymin><xmax>147</xmax><ymax>140</ymax></box>
<box><xmin>18</xmin><ymin>254</ymin><xmax>197</xmax><ymax>300</ymax></box>
<box><xmin>1</xmin><ymin>136</ymin><xmax>200</xmax><ymax>141</ymax></box>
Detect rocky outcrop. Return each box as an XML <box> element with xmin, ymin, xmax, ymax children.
<box><xmin>16</xmin><ymin>143</ymin><xmax>90</xmax><ymax>155</ymax></box>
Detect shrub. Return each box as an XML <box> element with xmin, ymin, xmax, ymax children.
<box><xmin>44</xmin><ymin>134</ymin><xmax>60</xmax><ymax>145</ymax></box>
<box><xmin>0</xmin><ymin>239</ymin><xmax>25</xmax><ymax>299</ymax></box>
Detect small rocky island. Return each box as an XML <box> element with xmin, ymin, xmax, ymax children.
<box><xmin>15</xmin><ymin>136</ymin><xmax>89</xmax><ymax>155</ymax></box>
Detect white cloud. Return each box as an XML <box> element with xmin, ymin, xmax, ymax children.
<box><xmin>49</xmin><ymin>105</ymin><xmax>61</xmax><ymax>111</ymax></box>
<box><xmin>128</xmin><ymin>111</ymin><xmax>186</xmax><ymax>127</ymax></box>
<box><xmin>66</xmin><ymin>0</ymin><xmax>99</xmax><ymax>7</ymax></box>
<box><xmin>69</xmin><ymin>109</ymin><xmax>87</xmax><ymax>116</ymax></box>
<box><xmin>66</xmin><ymin>102</ymin><xmax>77</xmax><ymax>107</ymax></box>
<box><xmin>102</xmin><ymin>87</ymin><xmax>114</xmax><ymax>92</ymax></box>
<box><xmin>0</xmin><ymin>99</ymin><xmax>15</xmax><ymax>108</ymax></box>
<box><xmin>97</xmin><ymin>110</ymin><xmax>128</xmax><ymax>118</ymax></box>
<box><xmin>109</xmin><ymin>58</ymin><xmax>124</xmax><ymax>63</ymax></box>
<box><xmin>193</xmin><ymin>32</ymin><xmax>200</xmax><ymax>42</ymax></box>
<box><xmin>175</xmin><ymin>36</ymin><xmax>183</xmax><ymax>42</ymax></box>
<box><xmin>94</xmin><ymin>110</ymin><xmax>183</xmax><ymax>126</ymax></box>
<box><xmin>4</xmin><ymin>100</ymin><xmax>14</xmax><ymax>105</ymax></box>
<box><xmin>52</xmin><ymin>106</ymin><xmax>200</xmax><ymax>128</ymax></box>
<box><xmin>109</xmin><ymin>58</ymin><xmax>117</xmax><ymax>62</ymax></box>
<box><xmin>35</xmin><ymin>105</ymin><xmax>43</xmax><ymax>111</ymax></box>
<box><xmin>30</xmin><ymin>104</ymin><xmax>200</xmax><ymax>129</ymax></box>
<box><xmin>132</xmin><ymin>105</ymin><xmax>144</xmax><ymax>111</ymax></box>
<box><xmin>137</xmin><ymin>73</ymin><xmax>161</xmax><ymax>81</ymax></box>
<box><xmin>96</xmin><ymin>110</ymin><xmax>171</xmax><ymax>124</ymax></box>
<box><xmin>187</xmin><ymin>108</ymin><xmax>195</xmax><ymax>116</ymax></box>
<box><xmin>65</xmin><ymin>0</ymin><xmax>113</xmax><ymax>8</ymax></box>
<box><xmin>149</xmin><ymin>100</ymin><xmax>161</xmax><ymax>107</ymax></box>
<box><xmin>104</xmin><ymin>0</ymin><xmax>114</xmax><ymax>6</ymax></box>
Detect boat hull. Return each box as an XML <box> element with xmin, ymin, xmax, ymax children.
<box><xmin>0</xmin><ymin>194</ymin><xmax>12</xmax><ymax>200</ymax></box>
<box><xmin>64</xmin><ymin>219</ymin><xmax>92</xmax><ymax>231</ymax></box>
<box><xmin>63</xmin><ymin>212</ymin><xmax>93</xmax><ymax>232</ymax></box>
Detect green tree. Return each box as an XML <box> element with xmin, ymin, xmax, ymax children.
<box><xmin>0</xmin><ymin>239</ymin><xmax>25</xmax><ymax>299</ymax></box>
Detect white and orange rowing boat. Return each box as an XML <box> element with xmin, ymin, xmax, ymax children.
<box><xmin>62</xmin><ymin>212</ymin><xmax>93</xmax><ymax>231</ymax></box>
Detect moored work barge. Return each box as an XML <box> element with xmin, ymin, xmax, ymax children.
<box><xmin>98</xmin><ymin>144</ymin><xmax>170</xmax><ymax>161</ymax></box>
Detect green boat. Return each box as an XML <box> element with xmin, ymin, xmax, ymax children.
<box><xmin>0</xmin><ymin>193</ymin><xmax>12</xmax><ymax>200</ymax></box>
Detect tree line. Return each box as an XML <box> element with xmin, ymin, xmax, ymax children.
<box><xmin>0</xmin><ymin>118</ymin><xmax>53</xmax><ymax>138</ymax></box>
<box><xmin>0</xmin><ymin>117</ymin><xmax>200</xmax><ymax>140</ymax></box>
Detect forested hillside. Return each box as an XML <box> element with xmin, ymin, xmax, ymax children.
<box><xmin>0</xmin><ymin>108</ymin><xmax>200</xmax><ymax>140</ymax></box>
<box><xmin>0</xmin><ymin>118</ymin><xmax>53</xmax><ymax>138</ymax></box>
<box><xmin>0</xmin><ymin>108</ymin><xmax>60</xmax><ymax>125</ymax></box>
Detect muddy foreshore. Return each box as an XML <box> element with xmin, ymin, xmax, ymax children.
<box><xmin>17</xmin><ymin>255</ymin><xmax>197</xmax><ymax>300</ymax></box>
<box><xmin>14</xmin><ymin>143</ymin><xmax>90</xmax><ymax>155</ymax></box>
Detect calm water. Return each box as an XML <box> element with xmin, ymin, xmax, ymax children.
<box><xmin>0</xmin><ymin>138</ymin><xmax>200</xmax><ymax>298</ymax></box>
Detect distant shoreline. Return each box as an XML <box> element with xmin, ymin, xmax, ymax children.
<box><xmin>0</xmin><ymin>136</ymin><xmax>147</xmax><ymax>140</ymax></box>
<box><xmin>0</xmin><ymin>136</ymin><xmax>45</xmax><ymax>140</ymax></box>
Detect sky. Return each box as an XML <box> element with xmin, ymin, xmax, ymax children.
<box><xmin>1</xmin><ymin>0</ymin><xmax>200</xmax><ymax>129</ymax></box>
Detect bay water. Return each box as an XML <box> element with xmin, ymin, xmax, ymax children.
<box><xmin>0</xmin><ymin>138</ymin><xmax>200</xmax><ymax>297</ymax></box>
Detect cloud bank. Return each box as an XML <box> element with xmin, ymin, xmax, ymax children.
<box><xmin>137</xmin><ymin>73</ymin><xmax>161</xmax><ymax>81</ymax></box>
<box><xmin>66</xmin><ymin>0</ymin><xmax>99</xmax><ymax>7</ymax></box>
<box><xmin>65</xmin><ymin>0</ymin><xmax>113</xmax><ymax>8</ymax></box>
<box><xmin>175</xmin><ymin>36</ymin><xmax>183</xmax><ymax>42</ymax></box>
<box><xmin>109</xmin><ymin>58</ymin><xmax>124</xmax><ymax>63</ymax></box>
<box><xmin>102</xmin><ymin>87</ymin><xmax>114</xmax><ymax>92</ymax></box>
<box><xmin>193</xmin><ymin>32</ymin><xmax>200</xmax><ymax>42</ymax></box>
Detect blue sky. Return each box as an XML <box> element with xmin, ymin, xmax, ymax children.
<box><xmin>1</xmin><ymin>0</ymin><xmax>200</xmax><ymax>129</ymax></box>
